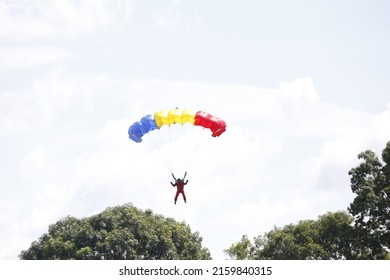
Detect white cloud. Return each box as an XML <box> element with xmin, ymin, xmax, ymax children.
<box><xmin>371</xmin><ymin>102</ymin><xmax>390</xmax><ymax>145</ymax></box>
<box><xmin>0</xmin><ymin>72</ymin><xmax>117</xmax><ymax>135</ymax></box>
<box><xmin>280</xmin><ymin>77</ymin><xmax>320</xmax><ymax>102</ymax></box>
<box><xmin>0</xmin><ymin>0</ymin><xmax>133</xmax><ymax>40</ymax></box>
<box><xmin>152</xmin><ymin>0</ymin><xmax>202</xmax><ymax>30</ymax></box>
<box><xmin>0</xmin><ymin>47</ymin><xmax>72</xmax><ymax>70</ymax></box>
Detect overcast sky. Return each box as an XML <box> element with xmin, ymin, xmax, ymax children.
<box><xmin>1</xmin><ymin>0</ymin><xmax>390</xmax><ymax>260</ymax></box>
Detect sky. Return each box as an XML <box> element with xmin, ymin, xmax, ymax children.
<box><xmin>1</xmin><ymin>0</ymin><xmax>390</xmax><ymax>260</ymax></box>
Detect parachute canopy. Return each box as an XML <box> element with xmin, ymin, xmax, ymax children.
<box><xmin>128</xmin><ymin>109</ymin><xmax>226</xmax><ymax>143</ymax></box>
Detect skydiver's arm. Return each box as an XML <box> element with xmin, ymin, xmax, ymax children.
<box><xmin>171</xmin><ymin>182</ymin><xmax>176</xmax><ymax>187</ymax></box>
<box><xmin>171</xmin><ymin>173</ymin><xmax>176</xmax><ymax>180</ymax></box>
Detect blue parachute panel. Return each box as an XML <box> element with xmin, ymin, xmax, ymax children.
<box><xmin>128</xmin><ymin>114</ymin><xmax>158</xmax><ymax>143</ymax></box>
<box><xmin>141</xmin><ymin>114</ymin><xmax>158</xmax><ymax>132</ymax></box>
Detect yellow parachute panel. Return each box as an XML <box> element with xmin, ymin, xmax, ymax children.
<box><xmin>154</xmin><ymin>110</ymin><xmax>169</xmax><ymax>128</ymax></box>
<box><xmin>167</xmin><ymin>108</ymin><xmax>182</xmax><ymax>125</ymax></box>
<box><xmin>181</xmin><ymin>109</ymin><xmax>196</xmax><ymax>124</ymax></box>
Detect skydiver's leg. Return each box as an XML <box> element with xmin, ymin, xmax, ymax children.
<box><xmin>174</xmin><ymin>191</ymin><xmax>180</xmax><ymax>204</ymax></box>
<box><xmin>182</xmin><ymin>191</ymin><xmax>186</xmax><ymax>203</ymax></box>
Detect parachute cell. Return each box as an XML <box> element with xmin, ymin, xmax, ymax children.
<box><xmin>153</xmin><ymin>111</ymin><xmax>166</xmax><ymax>128</ymax></box>
<box><xmin>181</xmin><ymin>109</ymin><xmax>196</xmax><ymax>123</ymax></box>
<box><xmin>167</xmin><ymin>108</ymin><xmax>181</xmax><ymax>125</ymax></box>
<box><xmin>128</xmin><ymin>114</ymin><xmax>158</xmax><ymax>143</ymax></box>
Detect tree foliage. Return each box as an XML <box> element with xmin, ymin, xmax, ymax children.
<box><xmin>19</xmin><ymin>203</ymin><xmax>211</xmax><ymax>260</ymax></box>
<box><xmin>224</xmin><ymin>211</ymin><xmax>354</xmax><ymax>260</ymax></box>
<box><xmin>224</xmin><ymin>234</ymin><xmax>255</xmax><ymax>260</ymax></box>
<box><xmin>348</xmin><ymin>141</ymin><xmax>390</xmax><ymax>259</ymax></box>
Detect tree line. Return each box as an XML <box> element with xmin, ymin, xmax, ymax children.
<box><xmin>20</xmin><ymin>142</ymin><xmax>390</xmax><ymax>260</ymax></box>
<box><xmin>225</xmin><ymin>141</ymin><xmax>390</xmax><ymax>260</ymax></box>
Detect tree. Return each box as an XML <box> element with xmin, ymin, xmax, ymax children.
<box><xmin>224</xmin><ymin>211</ymin><xmax>354</xmax><ymax>260</ymax></box>
<box><xmin>225</xmin><ymin>142</ymin><xmax>390</xmax><ymax>260</ymax></box>
<box><xmin>224</xmin><ymin>235</ymin><xmax>255</xmax><ymax>260</ymax></box>
<box><xmin>348</xmin><ymin>141</ymin><xmax>390</xmax><ymax>259</ymax></box>
<box><xmin>20</xmin><ymin>203</ymin><xmax>211</xmax><ymax>260</ymax></box>
<box><xmin>315</xmin><ymin>211</ymin><xmax>355</xmax><ymax>259</ymax></box>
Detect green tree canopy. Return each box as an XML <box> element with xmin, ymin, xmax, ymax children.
<box><xmin>348</xmin><ymin>141</ymin><xmax>390</xmax><ymax>259</ymax></box>
<box><xmin>19</xmin><ymin>203</ymin><xmax>211</xmax><ymax>260</ymax></box>
<box><xmin>225</xmin><ymin>211</ymin><xmax>354</xmax><ymax>260</ymax></box>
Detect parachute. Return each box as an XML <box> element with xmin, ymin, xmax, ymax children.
<box><xmin>128</xmin><ymin>108</ymin><xmax>226</xmax><ymax>174</ymax></box>
<box><xmin>128</xmin><ymin>109</ymin><xmax>226</xmax><ymax>143</ymax></box>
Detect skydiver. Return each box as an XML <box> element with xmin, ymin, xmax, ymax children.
<box><xmin>171</xmin><ymin>172</ymin><xmax>188</xmax><ymax>204</ymax></box>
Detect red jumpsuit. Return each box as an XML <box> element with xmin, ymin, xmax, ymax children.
<box><xmin>171</xmin><ymin>179</ymin><xmax>188</xmax><ymax>204</ymax></box>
